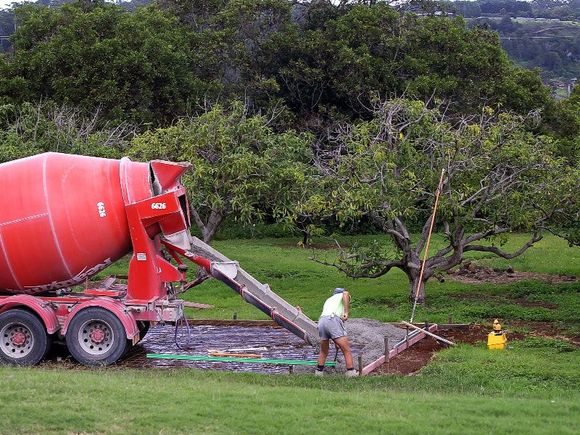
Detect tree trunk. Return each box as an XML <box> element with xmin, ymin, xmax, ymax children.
<box><xmin>190</xmin><ymin>205</ymin><xmax>223</xmax><ymax>244</ymax></box>
<box><xmin>408</xmin><ymin>275</ymin><xmax>426</xmax><ymax>304</ymax></box>
<box><xmin>202</xmin><ymin>225</ymin><xmax>217</xmax><ymax>243</ymax></box>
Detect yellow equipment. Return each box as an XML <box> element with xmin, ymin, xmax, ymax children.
<box><xmin>487</xmin><ymin>319</ymin><xmax>507</xmax><ymax>350</ymax></box>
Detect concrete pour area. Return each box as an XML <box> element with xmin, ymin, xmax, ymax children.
<box><xmin>117</xmin><ymin>319</ymin><xmax>407</xmax><ymax>375</ymax></box>
<box><xmin>121</xmin><ymin>323</ymin><xmax>323</xmax><ymax>374</ymax></box>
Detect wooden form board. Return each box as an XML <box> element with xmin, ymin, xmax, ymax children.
<box><xmin>361</xmin><ymin>324</ymin><xmax>439</xmax><ymax>376</ymax></box>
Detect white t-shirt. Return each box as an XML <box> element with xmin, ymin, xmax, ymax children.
<box><xmin>320</xmin><ymin>293</ymin><xmax>344</xmax><ymax>317</ymax></box>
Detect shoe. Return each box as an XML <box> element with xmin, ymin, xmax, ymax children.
<box><xmin>345</xmin><ymin>369</ymin><xmax>359</xmax><ymax>377</ymax></box>
<box><xmin>314</xmin><ymin>369</ymin><xmax>324</xmax><ymax>376</ymax></box>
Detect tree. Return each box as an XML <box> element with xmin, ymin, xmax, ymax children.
<box><xmin>129</xmin><ymin>103</ymin><xmax>314</xmax><ymax>242</ymax></box>
<box><xmin>309</xmin><ymin>99</ymin><xmax>575</xmax><ymax>302</ymax></box>
<box><xmin>0</xmin><ymin>2</ymin><xmax>207</xmax><ymax>124</ymax></box>
<box><xmin>267</xmin><ymin>3</ymin><xmax>552</xmax><ymax>126</ymax></box>
<box><xmin>541</xmin><ymin>85</ymin><xmax>580</xmax><ymax>246</ymax></box>
<box><xmin>0</xmin><ymin>101</ymin><xmax>134</xmax><ymax>163</ymax></box>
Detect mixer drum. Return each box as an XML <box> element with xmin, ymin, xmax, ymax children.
<box><xmin>0</xmin><ymin>153</ymin><xmax>152</xmax><ymax>295</ymax></box>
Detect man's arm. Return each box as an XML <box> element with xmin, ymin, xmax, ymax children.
<box><xmin>341</xmin><ymin>291</ymin><xmax>350</xmax><ymax>321</ymax></box>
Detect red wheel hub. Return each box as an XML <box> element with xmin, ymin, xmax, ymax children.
<box><xmin>90</xmin><ymin>328</ymin><xmax>105</xmax><ymax>344</ymax></box>
<box><xmin>11</xmin><ymin>331</ymin><xmax>26</xmax><ymax>346</ymax></box>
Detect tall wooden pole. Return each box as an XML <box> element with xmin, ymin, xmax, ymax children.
<box><xmin>410</xmin><ymin>168</ymin><xmax>445</xmax><ymax>323</ymax></box>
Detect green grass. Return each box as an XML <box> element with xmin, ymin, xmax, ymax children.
<box><xmin>114</xmin><ymin>234</ymin><xmax>578</xmax><ymax>332</ymax></box>
<box><xmin>1</xmin><ymin>338</ymin><xmax>578</xmax><ymax>434</ymax></box>
<box><xmin>2</xmin><ymin>233</ymin><xmax>578</xmax><ymax>434</ymax></box>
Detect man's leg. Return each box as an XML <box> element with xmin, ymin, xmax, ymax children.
<box><xmin>333</xmin><ymin>336</ymin><xmax>354</xmax><ymax>369</ymax></box>
<box><xmin>317</xmin><ymin>339</ymin><xmax>330</xmax><ymax>366</ymax></box>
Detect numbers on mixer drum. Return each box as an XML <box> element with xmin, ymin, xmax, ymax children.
<box><xmin>97</xmin><ymin>202</ymin><xmax>107</xmax><ymax>218</ymax></box>
<box><xmin>151</xmin><ymin>202</ymin><xmax>167</xmax><ymax>210</ymax></box>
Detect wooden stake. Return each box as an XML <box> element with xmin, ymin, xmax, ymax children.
<box><xmin>410</xmin><ymin>168</ymin><xmax>446</xmax><ymax>323</ymax></box>
<box><xmin>384</xmin><ymin>336</ymin><xmax>389</xmax><ymax>361</ymax></box>
<box><xmin>358</xmin><ymin>354</ymin><xmax>363</xmax><ymax>376</ymax></box>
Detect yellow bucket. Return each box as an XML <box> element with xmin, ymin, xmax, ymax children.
<box><xmin>487</xmin><ymin>332</ymin><xmax>507</xmax><ymax>350</ymax></box>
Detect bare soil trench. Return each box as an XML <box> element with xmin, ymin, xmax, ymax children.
<box><xmin>375</xmin><ymin>325</ymin><xmax>492</xmax><ymax>375</ymax></box>
<box><xmin>374</xmin><ymin>322</ymin><xmax>580</xmax><ymax>376</ymax></box>
<box><xmin>446</xmin><ymin>262</ymin><xmax>578</xmax><ymax>285</ymax></box>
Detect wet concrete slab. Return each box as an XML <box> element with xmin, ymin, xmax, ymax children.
<box><xmin>120</xmin><ymin>323</ymin><xmax>365</xmax><ymax>374</ymax></box>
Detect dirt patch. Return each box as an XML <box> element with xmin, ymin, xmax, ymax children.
<box><xmin>375</xmin><ymin>337</ymin><xmax>441</xmax><ymax>375</ymax></box>
<box><xmin>39</xmin><ymin>320</ymin><xmax>575</xmax><ymax>375</ymax></box>
<box><xmin>374</xmin><ymin>324</ymin><xmax>528</xmax><ymax>376</ymax></box>
<box><xmin>446</xmin><ymin>261</ymin><xmax>578</xmax><ymax>285</ymax></box>
<box><xmin>451</xmin><ymin>292</ymin><xmax>559</xmax><ymax>310</ymax></box>
<box><xmin>509</xmin><ymin>320</ymin><xmax>580</xmax><ymax>346</ymax></box>
<box><xmin>42</xmin><ymin>323</ymin><xmax>366</xmax><ymax>374</ymax></box>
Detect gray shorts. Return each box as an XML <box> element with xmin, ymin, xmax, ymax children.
<box><xmin>318</xmin><ymin>315</ymin><xmax>347</xmax><ymax>340</ymax></box>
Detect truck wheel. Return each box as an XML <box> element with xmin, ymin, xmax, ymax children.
<box><xmin>0</xmin><ymin>309</ymin><xmax>51</xmax><ymax>366</ymax></box>
<box><xmin>66</xmin><ymin>308</ymin><xmax>128</xmax><ymax>366</ymax></box>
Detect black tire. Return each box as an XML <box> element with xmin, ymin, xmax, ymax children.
<box><xmin>66</xmin><ymin>307</ymin><xmax>128</xmax><ymax>366</ymax></box>
<box><xmin>0</xmin><ymin>309</ymin><xmax>51</xmax><ymax>366</ymax></box>
<box><xmin>137</xmin><ymin>321</ymin><xmax>150</xmax><ymax>340</ymax></box>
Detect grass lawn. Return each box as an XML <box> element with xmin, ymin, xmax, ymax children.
<box><xmin>0</xmin><ymin>340</ymin><xmax>578</xmax><ymax>434</ymax></box>
<box><xmin>1</xmin><ymin>233</ymin><xmax>578</xmax><ymax>434</ymax></box>
<box><xmin>141</xmin><ymin>233</ymin><xmax>578</xmax><ymax>332</ymax></box>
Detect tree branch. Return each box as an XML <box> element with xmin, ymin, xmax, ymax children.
<box><xmin>310</xmin><ymin>256</ymin><xmax>405</xmax><ymax>279</ymax></box>
<box><xmin>464</xmin><ymin>232</ymin><xmax>543</xmax><ymax>259</ymax></box>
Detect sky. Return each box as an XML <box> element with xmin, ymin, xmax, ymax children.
<box><xmin>1</xmin><ymin>0</ymin><xmax>34</xmax><ymax>10</ymax></box>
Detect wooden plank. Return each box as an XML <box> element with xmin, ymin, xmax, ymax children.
<box><xmin>388</xmin><ymin>322</ymin><xmax>470</xmax><ymax>330</ymax></box>
<box><xmin>400</xmin><ymin>321</ymin><xmax>455</xmax><ymax>346</ymax></box>
<box><xmin>185</xmin><ymin>319</ymin><xmax>279</xmax><ymax>327</ymax></box>
<box><xmin>208</xmin><ymin>351</ymin><xmax>263</xmax><ymax>358</ymax></box>
<box><xmin>182</xmin><ymin>301</ymin><xmax>214</xmax><ymax>309</ymax></box>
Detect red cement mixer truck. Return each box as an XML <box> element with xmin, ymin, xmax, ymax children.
<box><xmin>0</xmin><ymin>153</ymin><xmax>318</xmax><ymax>366</ymax></box>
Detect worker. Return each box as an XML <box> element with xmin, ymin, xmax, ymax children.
<box><xmin>315</xmin><ymin>287</ymin><xmax>358</xmax><ymax>377</ymax></box>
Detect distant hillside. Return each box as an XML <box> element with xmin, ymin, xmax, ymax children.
<box><xmin>448</xmin><ymin>0</ymin><xmax>579</xmax><ymax>96</ymax></box>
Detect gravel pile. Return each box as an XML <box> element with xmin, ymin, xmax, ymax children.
<box><xmin>295</xmin><ymin>318</ymin><xmax>408</xmax><ymax>374</ymax></box>
<box><xmin>346</xmin><ymin>318</ymin><xmax>408</xmax><ymax>368</ymax></box>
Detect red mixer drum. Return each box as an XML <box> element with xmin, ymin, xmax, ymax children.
<box><xmin>0</xmin><ymin>153</ymin><xmax>152</xmax><ymax>295</ymax></box>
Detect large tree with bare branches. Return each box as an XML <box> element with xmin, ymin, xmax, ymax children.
<box><xmin>309</xmin><ymin>99</ymin><xmax>577</xmax><ymax>302</ymax></box>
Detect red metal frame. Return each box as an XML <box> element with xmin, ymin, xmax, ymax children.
<box><xmin>61</xmin><ymin>297</ymin><xmax>139</xmax><ymax>342</ymax></box>
<box><xmin>124</xmin><ymin>190</ymin><xmax>189</xmax><ymax>302</ymax></box>
<box><xmin>0</xmin><ymin>294</ymin><xmax>60</xmax><ymax>334</ymax></box>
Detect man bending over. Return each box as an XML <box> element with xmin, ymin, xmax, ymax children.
<box><xmin>315</xmin><ymin>287</ymin><xmax>358</xmax><ymax>377</ymax></box>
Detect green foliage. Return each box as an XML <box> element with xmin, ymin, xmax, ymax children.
<box><xmin>543</xmin><ymin>85</ymin><xmax>580</xmax><ymax>159</ymax></box>
<box><xmin>0</xmin><ymin>1</ymin><xmax>556</xmax><ymax>129</ymax></box>
<box><xmin>269</xmin><ymin>4</ymin><xmax>551</xmax><ymax>119</ymax></box>
<box><xmin>0</xmin><ymin>2</ymin><xmax>208</xmax><ymax>124</ymax></box>
<box><xmin>130</xmin><ymin>103</ymin><xmax>314</xmax><ymax>241</ymax></box>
